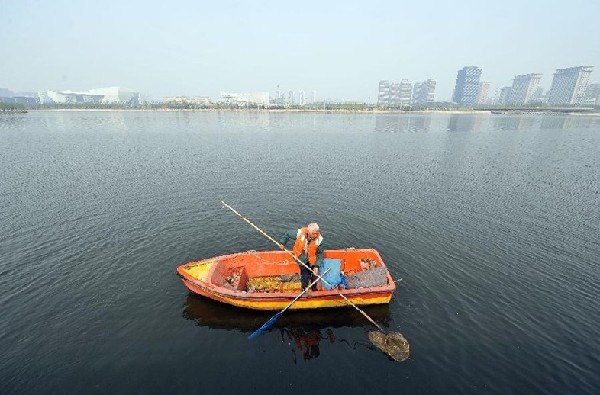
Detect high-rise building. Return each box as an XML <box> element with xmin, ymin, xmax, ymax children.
<box><xmin>530</xmin><ymin>86</ymin><xmax>546</xmax><ymax>103</ymax></box>
<box><xmin>496</xmin><ymin>87</ymin><xmax>512</xmax><ymax>105</ymax></box>
<box><xmin>452</xmin><ymin>66</ymin><xmax>482</xmax><ymax>105</ymax></box>
<box><xmin>547</xmin><ymin>66</ymin><xmax>594</xmax><ymax>104</ymax></box>
<box><xmin>398</xmin><ymin>80</ymin><xmax>412</xmax><ymax>105</ymax></box>
<box><xmin>389</xmin><ymin>82</ymin><xmax>401</xmax><ymax>105</ymax></box>
<box><xmin>585</xmin><ymin>83</ymin><xmax>600</xmax><ymax>105</ymax></box>
<box><xmin>413</xmin><ymin>79</ymin><xmax>436</xmax><ymax>104</ymax></box>
<box><xmin>506</xmin><ymin>73</ymin><xmax>542</xmax><ymax>105</ymax></box>
<box><xmin>478</xmin><ymin>82</ymin><xmax>490</xmax><ymax>104</ymax></box>
<box><xmin>299</xmin><ymin>90</ymin><xmax>306</xmax><ymax>105</ymax></box>
<box><xmin>378</xmin><ymin>79</ymin><xmax>412</xmax><ymax>106</ymax></box>
<box><xmin>378</xmin><ymin>80</ymin><xmax>392</xmax><ymax>105</ymax></box>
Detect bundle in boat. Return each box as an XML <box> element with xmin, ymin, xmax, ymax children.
<box><xmin>345</xmin><ymin>267</ymin><xmax>388</xmax><ymax>289</ymax></box>
<box><xmin>246</xmin><ymin>275</ymin><xmax>301</xmax><ymax>293</ymax></box>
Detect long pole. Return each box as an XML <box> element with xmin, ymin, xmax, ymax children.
<box><xmin>221</xmin><ymin>201</ymin><xmax>385</xmax><ymax>333</ymax></box>
<box><xmin>248</xmin><ymin>268</ymin><xmax>330</xmax><ymax>339</ymax></box>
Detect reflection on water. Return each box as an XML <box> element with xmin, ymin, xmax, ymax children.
<box><xmin>371</xmin><ymin>112</ymin><xmax>600</xmax><ymax>134</ymax></box>
<box><xmin>5</xmin><ymin>111</ymin><xmax>598</xmax><ymax>137</ymax></box>
<box><xmin>182</xmin><ymin>294</ymin><xmax>391</xmax><ymax>361</ymax></box>
<box><xmin>374</xmin><ymin>114</ymin><xmax>432</xmax><ymax>133</ymax></box>
<box><xmin>281</xmin><ymin>328</ymin><xmax>334</xmax><ymax>362</ymax></box>
<box><xmin>446</xmin><ymin>114</ymin><xmax>484</xmax><ymax>132</ymax></box>
<box><xmin>0</xmin><ymin>113</ymin><xmax>28</xmax><ymax>130</ymax></box>
<box><xmin>539</xmin><ymin>115</ymin><xmax>600</xmax><ymax>130</ymax></box>
<box><xmin>492</xmin><ymin>115</ymin><xmax>537</xmax><ymax>131</ymax></box>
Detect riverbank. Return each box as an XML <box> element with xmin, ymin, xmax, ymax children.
<box><xmin>27</xmin><ymin>108</ymin><xmax>600</xmax><ymax>116</ymax></box>
<box><xmin>0</xmin><ymin>109</ymin><xmax>28</xmax><ymax>114</ymax></box>
<box><xmin>30</xmin><ymin>108</ymin><xmax>486</xmax><ymax>114</ymax></box>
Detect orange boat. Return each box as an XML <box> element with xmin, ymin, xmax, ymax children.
<box><xmin>176</xmin><ymin>248</ymin><xmax>395</xmax><ymax>311</ymax></box>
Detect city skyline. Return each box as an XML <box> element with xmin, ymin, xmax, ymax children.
<box><xmin>3</xmin><ymin>63</ymin><xmax>599</xmax><ymax>106</ymax></box>
<box><xmin>1</xmin><ymin>0</ymin><xmax>599</xmax><ymax>101</ymax></box>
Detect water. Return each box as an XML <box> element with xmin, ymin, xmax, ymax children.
<box><xmin>1</xmin><ymin>110</ymin><xmax>599</xmax><ymax>394</ymax></box>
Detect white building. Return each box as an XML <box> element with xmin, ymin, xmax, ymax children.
<box><xmin>413</xmin><ymin>79</ymin><xmax>436</xmax><ymax>104</ymax></box>
<box><xmin>478</xmin><ymin>82</ymin><xmax>491</xmax><ymax>104</ymax></box>
<box><xmin>507</xmin><ymin>74</ymin><xmax>542</xmax><ymax>105</ymax></box>
<box><xmin>547</xmin><ymin>66</ymin><xmax>594</xmax><ymax>104</ymax></box>
<box><xmin>163</xmin><ymin>96</ymin><xmax>211</xmax><ymax>105</ymax></box>
<box><xmin>220</xmin><ymin>92</ymin><xmax>270</xmax><ymax>106</ymax></box>
<box><xmin>38</xmin><ymin>87</ymin><xmax>139</xmax><ymax>105</ymax></box>
<box><xmin>378</xmin><ymin>79</ymin><xmax>413</xmax><ymax>106</ymax></box>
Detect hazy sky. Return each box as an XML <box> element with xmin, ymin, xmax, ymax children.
<box><xmin>1</xmin><ymin>0</ymin><xmax>599</xmax><ymax>101</ymax></box>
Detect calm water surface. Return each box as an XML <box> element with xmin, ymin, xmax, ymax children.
<box><xmin>1</xmin><ymin>111</ymin><xmax>599</xmax><ymax>394</ymax></box>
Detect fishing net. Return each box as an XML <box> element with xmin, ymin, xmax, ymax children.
<box><xmin>368</xmin><ymin>331</ymin><xmax>410</xmax><ymax>362</ymax></box>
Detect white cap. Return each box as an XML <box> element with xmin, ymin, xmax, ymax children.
<box><xmin>307</xmin><ymin>223</ymin><xmax>319</xmax><ymax>232</ymax></box>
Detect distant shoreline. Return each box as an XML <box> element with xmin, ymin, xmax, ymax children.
<box><xmin>30</xmin><ymin>108</ymin><xmax>484</xmax><ymax>114</ymax></box>
<box><xmin>26</xmin><ymin>108</ymin><xmax>600</xmax><ymax>116</ymax></box>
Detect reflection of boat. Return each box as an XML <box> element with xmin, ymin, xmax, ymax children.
<box><xmin>183</xmin><ymin>294</ymin><xmax>392</xmax><ymax>362</ymax></box>
<box><xmin>182</xmin><ymin>294</ymin><xmax>392</xmax><ymax>331</ymax></box>
<box><xmin>176</xmin><ymin>249</ymin><xmax>395</xmax><ymax>311</ymax></box>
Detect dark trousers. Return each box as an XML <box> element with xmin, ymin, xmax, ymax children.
<box><xmin>300</xmin><ymin>263</ymin><xmax>317</xmax><ymax>291</ymax></box>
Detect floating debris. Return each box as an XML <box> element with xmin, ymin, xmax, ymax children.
<box><xmin>368</xmin><ymin>331</ymin><xmax>410</xmax><ymax>362</ymax></box>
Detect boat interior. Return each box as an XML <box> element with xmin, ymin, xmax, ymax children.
<box><xmin>200</xmin><ymin>249</ymin><xmax>387</xmax><ymax>292</ymax></box>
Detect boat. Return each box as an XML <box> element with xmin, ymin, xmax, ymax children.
<box><xmin>176</xmin><ymin>248</ymin><xmax>396</xmax><ymax>311</ymax></box>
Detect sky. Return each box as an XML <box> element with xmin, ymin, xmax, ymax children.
<box><xmin>1</xmin><ymin>0</ymin><xmax>599</xmax><ymax>102</ymax></box>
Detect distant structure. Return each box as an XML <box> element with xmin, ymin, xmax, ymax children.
<box><xmin>585</xmin><ymin>83</ymin><xmax>600</xmax><ymax>105</ymax></box>
<box><xmin>413</xmin><ymin>79</ymin><xmax>436</xmax><ymax>104</ymax></box>
<box><xmin>378</xmin><ymin>80</ymin><xmax>392</xmax><ymax>105</ymax></box>
<box><xmin>0</xmin><ymin>88</ymin><xmax>37</xmax><ymax>105</ymax></box>
<box><xmin>271</xmin><ymin>86</ymin><xmax>311</xmax><ymax>106</ymax></box>
<box><xmin>0</xmin><ymin>88</ymin><xmax>14</xmax><ymax>98</ymax></box>
<box><xmin>398</xmin><ymin>80</ymin><xmax>412</xmax><ymax>105</ymax></box>
<box><xmin>38</xmin><ymin>87</ymin><xmax>139</xmax><ymax>105</ymax></box>
<box><xmin>452</xmin><ymin>66</ymin><xmax>482</xmax><ymax>105</ymax></box>
<box><xmin>163</xmin><ymin>96</ymin><xmax>210</xmax><ymax>105</ymax></box>
<box><xmin>221</xmin><ymin>92</ymin><xmax>270</xmax><ymax>106</ymax></box>
<box><xmin>378</xmin><ymin>79</ymin><xmax>412</xmax><ymax>106</ymax></box>
<box><xmin>478</xmin><ymin>82</ymin><xmax>490</xmax><ymax>104</ymax></box>
<box><xmin>496</xmin><ymin>87</ymin><xmax>512</xmax><ymax>105</ymax></box>
<box><xmin>530</xmin><ymin>86</ymin><xmax>547</xmax><ymax>104</ymax></box>
<box><xmin>547</xmin><ymin>66</ymin><xmax>594</xmax><ymax>104</ymax></box>
<box><xmin>504</xmin><ymin>73</ymin><xmax>543</xmax><ymax>105</ymax></box>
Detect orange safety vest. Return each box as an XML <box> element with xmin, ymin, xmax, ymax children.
<box><xmin>292</xmin><ymin>227</ymin><xmax>323</xmax><ymax>265</ymax></box>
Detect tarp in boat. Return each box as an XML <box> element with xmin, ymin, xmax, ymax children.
<box><xmin>318</xmin><ymin>258</ymin><xmax>342</xmax><ymax>290</ymax></box>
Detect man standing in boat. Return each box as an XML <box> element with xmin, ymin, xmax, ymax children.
<box><xmin>279</xmin><ymin>223</ymin><xmax>324</xmax><ymax>291</ymax></box>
